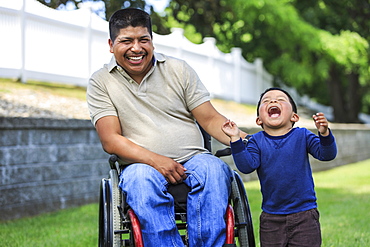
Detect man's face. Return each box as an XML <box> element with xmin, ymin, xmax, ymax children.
<box><xmin>109</xmin><ymin>26</ymin><xmax>154</xmax><ymax>83</ymax></box>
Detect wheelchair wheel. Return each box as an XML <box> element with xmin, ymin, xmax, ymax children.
<box><xmin>99</xmin><ymin>169</ymin><xmax>122</xmax><ymax>247</ymax></box>
<box><xmin>126</xmin><ymin>209</ymin><xmax>144</xmax><ymax>247</ymax></box>
<box><xmin>230</xmin><ymin>171</ymin><xmax>255</xmax><ymax>247</ymax></box>
<box><xmin>225</xmin><ymin>204</ymin><xmax>235</xmax><ymax>244</ymax></box>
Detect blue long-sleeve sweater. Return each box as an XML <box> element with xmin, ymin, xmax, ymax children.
<box><xmin>230</xmin><ymin>127</ymin><xmax>337</xmax><ymax>214</ymax></box>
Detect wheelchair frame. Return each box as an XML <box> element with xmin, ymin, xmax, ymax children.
<box><xmin>98</xmin><ymin>129</ymin><xmax>255</xmax><ymax>247</ymax></box>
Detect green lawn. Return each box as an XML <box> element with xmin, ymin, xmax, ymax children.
<box><xmin>1</xmin><ymin>159</ymin><xmax>369</xmax><ymax>246</ymax></box>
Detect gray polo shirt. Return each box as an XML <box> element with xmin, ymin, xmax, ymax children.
<box><xmin>87</xmin><ymin>53</ymin><xmax>211</xmax><ymax>163</ymax></box>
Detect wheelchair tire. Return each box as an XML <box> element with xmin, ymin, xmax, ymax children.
<box><xmin>110</xmin><ymin>169</ymin><xmax>122</xmax><ymax>247</ymax></box>
<box><xmin>230</xmin><ymin>171</ymin><xmax>256</xmax><ymax>247</ymax></box>
<box><xmin>99</xmin><ymin>178</ymin><xmax>111</xmax><ymax>247</ymax></box>
<box><xmin>99</xmin><ymin>170</ymin><xmax>122</xmax><ymax>247</ymax></box>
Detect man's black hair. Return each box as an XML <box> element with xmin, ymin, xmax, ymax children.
<box><xmin>109</xmin><ymin>8</ymin><xmax>152</xmax><ymax>42</ymax></box>
<box><xmin>256</xmin><ymin>87</ymin><xmax>298</xmax><ymax>116</ymax></box>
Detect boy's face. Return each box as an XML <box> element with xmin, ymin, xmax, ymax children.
<box><xmin>256</xmin><ymin>90</ymin><xmax>299</xmax><ymax>130</ymax></box>
<box><xmin>109</xmin><ymin>25</ymin><xmax>154</xmax><ymax>83</ymax></box>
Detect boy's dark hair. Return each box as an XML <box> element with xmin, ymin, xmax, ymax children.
<box><xmin>257</xmin><ymin>87</ymin><xmax>298</xmax><ymax>117</ymax></box>
<box><xmin>109</xmin><ymin>8</ymin><xmax>152</xmax><ymax>42</ymax></box>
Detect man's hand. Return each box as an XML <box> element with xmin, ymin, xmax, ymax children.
<box><xmin>312</xmin><ymin>112</ymin><xmax>329</xmax><ymax>136</ymax></box>
<box><xmin>95</xmin><ymin>116</ymin><xmax>186</xmax><ymax>184</ymax></box>
<box><xmin>150</xmin><ymin>155</ymin><xmax>187</xmax><ymax>184</ymax></box>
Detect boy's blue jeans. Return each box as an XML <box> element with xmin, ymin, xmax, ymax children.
<box><xmin>118</xmin><ymin>153</ymin><xmax>233</xmax><ymax>247</ymax></box>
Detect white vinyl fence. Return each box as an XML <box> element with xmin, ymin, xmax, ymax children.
<box><xmin>0</xmin><ymin>0</ymin><xmax>111</xmax><ymax>88</ymax></box>
<box><xmin>0</xmin><ymin>0</ymin><xmax>272</xmax><ymax>105</ymax></box>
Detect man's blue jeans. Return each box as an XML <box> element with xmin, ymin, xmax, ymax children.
<box><xmin>118</xmin><ymin>153</ymin><xmax>233</xmax><ymax>247</ymax></box>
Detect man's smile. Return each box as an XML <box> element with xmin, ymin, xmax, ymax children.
<box><xmin>127</xmin><ymin>55</ymin><xmax>144</xmax><ymax>61</ymax></box>
<box><xmin>126</xmin><ymin>54</ymin><xmax>146</xmax><ymax>64</ymax></box>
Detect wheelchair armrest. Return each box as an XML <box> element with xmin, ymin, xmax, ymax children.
<box><xmin>214</xmin><ymin>147</ymin><xmax>232</xmax><ymax>157</ymax></box>
<box><xmin>214</xmin><ymin>135</ymin><xmax>252</xmax><ymax>157</ymax></box>
<box><xmin>109</xmin><ymin>154</ymin><xmax>119</xmax><ymax>169</ymax></box>
<box><xmin>109</xmin><ymin>154</ymin><xmax>130</xmax><ymax>172</ymax></box>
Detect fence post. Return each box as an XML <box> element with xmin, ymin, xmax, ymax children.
<box><xmin>231</xmin><ymin>47</ymin><xmax>242</xmax><ymax>103</ymax></box>
<box><xmin>87</xmin><ymin>8</ymin><xmax>92</xmax><ymax>79</ymax></box>
<box><xmin>204</xmin><ymin>37</ymin><xmax>216</xmax><ymax>98</ymax></box>
<box><xmin>254</xmin><ymin>58</ymin><xmax>264</xmax><ymax>93</ymax></box>
<box><xmin>20</xmin><ymin>0</ymin><xmax>26</xmax><ymax>83</ymax></box>
<box><xmin>171</xmin><ymin>28</ymin><xmax>184</xmax><ymax>59</ymax></box>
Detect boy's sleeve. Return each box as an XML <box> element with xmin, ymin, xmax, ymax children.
<box><xmin>319</xmin><ymin>128</ymin><xmax>336</xmax><ymax>146</ymax></box>
<box><xmin>308</xmin><ymin>129</ymin><xmax>337</xmax><ymax>161</ymax></box>
<box><xmin>318</xmin><ymin>129</ymin><xmax>337</xmax><ymax>160</ymax></box>
<box><xmin>230</xmin><ymin>138</ymin><xmax>246</xmax><ymax>153</ymax></box>
<box><xmin>230</xmin><ymin>137</ymin><xmax>260</xmax><ymax>174</ymax></box>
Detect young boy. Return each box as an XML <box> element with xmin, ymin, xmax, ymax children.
<box><xmin>222</xmin><ymin>87</ymin><xmax>337</xmax><ymax>247</ymax></box>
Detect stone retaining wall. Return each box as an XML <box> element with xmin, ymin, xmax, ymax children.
<box><xmin>0</xmin><ymin>117</ymin><xmax>108</xmax><ymax>221</ymax></box>
<box><xmin>1</xmin><ymin>118</ymin><xmax>370</xmax><ymax>221</ymax></box>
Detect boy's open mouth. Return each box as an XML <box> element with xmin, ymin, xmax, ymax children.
<box><xmin>268</xmin><ymin>106</ymin><xmax>281</xmax><ymax>118</ymax></box>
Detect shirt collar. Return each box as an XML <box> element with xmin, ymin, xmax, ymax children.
<box><xmin>154</xmin><ymin>52</ymin><xmax>166</xmax><ymax>63</ymax></box>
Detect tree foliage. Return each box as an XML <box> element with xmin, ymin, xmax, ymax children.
<box><xmin>36</xmin><ymin>0</ymin><xmax>171</xmax><ymax>36</ymax></box>
<box><xmin>291</xmin><ymin>0</ymin><xmax>370</xmax><ymax>121</ymax></box>
<box><xmin>36</xmin><ymin>0</ymin><xmax>370</xmax><ymax>122</ymax></box>
<box><xmin>36</xmin><ymin>0</ymin><xmax>157</xmax><ymax>20</ymax></box>
<box><xmin>167</xmin><ymin>0</ymin><xmax>370</xmax><ymax>123</ymax></box>
<box><xmin>36</xmin><ymin>0</ymin><xmax>73</xmax><ymax>9</ymax></box>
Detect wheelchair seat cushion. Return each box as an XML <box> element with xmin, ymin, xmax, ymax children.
<box><xmin>167</xmin><ymin>183</ymin><xmax>191</xmax><ymax>204</ymax></box>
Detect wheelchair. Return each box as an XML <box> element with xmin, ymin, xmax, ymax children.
<box><xmin>98</xmin><ymin>130</ymin><xmax>255</xmax><ymax>247</ymax></box>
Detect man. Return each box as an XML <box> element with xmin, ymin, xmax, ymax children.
<box><xmin>87</xmin><ymin>8</ymin><xmax>246</xmax><ymax>247</ymax></box>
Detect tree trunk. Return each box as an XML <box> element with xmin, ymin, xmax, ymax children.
<box><xmin>347</xmin><ymin>72</ymin><xmax>361</xmax><ymax>123</ymax></box>
<box><xmin>327</xmin><ymin>65</ymin><xmax>347</xmax><ymax>123</ymax></box>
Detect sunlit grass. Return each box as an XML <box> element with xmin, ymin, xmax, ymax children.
<box><xmin>314</xmin><ymin>161</ymin><xmax>370</xmax><ymax>247</ymax></box>
<box><xmin>0</xmin><ymin>77</ymin><xmax>87</xmax><ymax>100</ymax></box>
<box><xmin>0</xmin><ymin>204</ymin><xmax>98</xmax><ymax>246</ymax></box>
<box><xmin>211</xmin><ymin>97</ymin><xmax>257</xmax><ymax>115</ymax></box>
